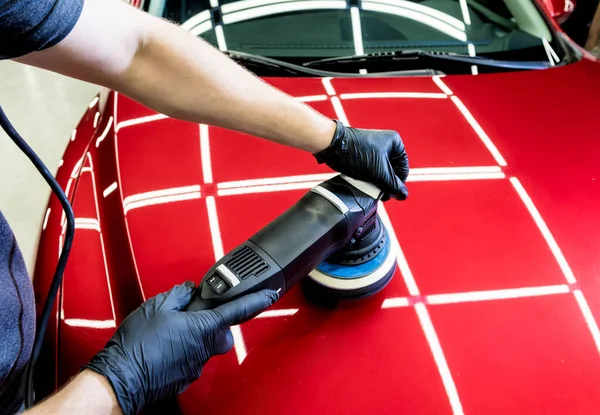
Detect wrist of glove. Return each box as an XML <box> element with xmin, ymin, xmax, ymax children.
<box><xmin>84</xmin><ymin>282</ymin><xmax>278</xmax><ymax>415</ymax></box>
<box><xmin>314</xmin><ymin>120</ymin><xmax>409</xmax><ymax>201</ymax></box>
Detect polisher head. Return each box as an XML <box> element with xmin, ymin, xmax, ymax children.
<box><xmin>306</xmin><ymin>214</ymin><xmax>397</xmax><ymax>301</ymax></box>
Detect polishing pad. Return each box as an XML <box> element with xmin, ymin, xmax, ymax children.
<box><xmin>307</xmin><ymin>215</ymin><xmax>397</xmax><ymax>300</ymax></box>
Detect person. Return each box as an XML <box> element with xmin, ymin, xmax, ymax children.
<box><xmin>0</xmin><ymin>0</ymin><xmax>410</xmax><ymax>413</ymax></box>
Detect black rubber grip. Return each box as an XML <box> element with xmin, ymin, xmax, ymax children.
<box><xmin>185</xmin><ymin>296</ymin><xmax>214</xmax><ymax>312</ymax></box>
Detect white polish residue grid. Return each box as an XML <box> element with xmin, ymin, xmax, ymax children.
<box><xmin>89</xmin><ymin>76</ymin><xmax>600</xmax><ymax>414</ymax></box>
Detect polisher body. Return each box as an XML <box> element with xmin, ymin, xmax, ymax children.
<box><xmin>187</xmin><ymin>174</ymin><xmax>392</xmax><ymax>312</ymax></box>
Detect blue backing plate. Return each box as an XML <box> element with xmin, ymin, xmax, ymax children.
<box><xmin>314</xmin><ymin>230</ymin><xmax>391</xmax><ymax>279</ymax></box>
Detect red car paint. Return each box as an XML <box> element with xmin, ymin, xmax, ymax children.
<box><xmin>33</xmin><ymin>26</ymin><xmax>600</xmax><ymax>415</ymax></box>
<box><xmin>540</xmin><ymin>0</ymin><xmax>576</xmax><ymax>24</ymax></box>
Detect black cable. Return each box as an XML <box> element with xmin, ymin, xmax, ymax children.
<box><xmin>0</xmin><ymin>104</ymin><xmax>75</xmax><ymax>408</ymax></box>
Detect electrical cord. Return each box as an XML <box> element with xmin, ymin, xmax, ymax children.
<box><xmin>0</xmin><ymin>104</ymin><xmax>75</xmax><ymax>408</ymax></box>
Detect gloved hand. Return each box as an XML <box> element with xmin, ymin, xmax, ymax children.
<box><xmin>84</xmin><ymin>281</ymin><xmax>278</xmax><ymax>415</ymax></box>
<box><xmin>314</xmin><ymin>120</ymin><xmax>409</xmax><ymax>200</ymax></box>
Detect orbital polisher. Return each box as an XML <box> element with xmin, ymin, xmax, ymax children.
<box><xmin>187</xmin><ymin>174</ymin><xmax>398</xmax><ymax>313</ymax></box>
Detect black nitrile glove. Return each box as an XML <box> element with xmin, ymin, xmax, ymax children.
<box><xmin>84</xmin><ymin>281</ymin><xmax>278</xmax><ymax>415</ymax></box>
<box><xmin>314</xmin><ymin>120</ymin><xmax>409</xmax><ymax>200</ymax></box>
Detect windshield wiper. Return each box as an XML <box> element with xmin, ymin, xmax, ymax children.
<box><xmin>225</xmin><ymin>50</ymin><xmax>444</xmax><ymax>77</ymax></box>
<box><xmin>303</xmin><ymin>50</ymin><xmax>551</xmax><ymax>71</ymax></box>
<box><xmin>225</xmin><ymin>50</ymin><xmax>316</xmax><ymax>76</ymax></box>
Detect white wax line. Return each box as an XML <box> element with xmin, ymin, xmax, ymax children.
<box><xmin>382</xmin><ymin>285</ymin><xmax>571</xmax><ymax>309</ymax></box>
<box><xmin>180</xmin><ymin>10</ymin><xmax>211</xmax><ymax>30</ymax></box>
<box><xmin>88</xmin><ymin>96</ymin><xmax>99</xmax><ymax>109</ymax></box>
<box><xmin>381</xmin><ymin>297</ymin><xmax>411</xmax><ymax>308</ymax></box>
<box><xmin>510</xmin><ymin>178</ymin><xmax>576</xmax><ymax>284</ymax></box>
<box><xmin>115</xmin><ymin>114</ymin><xmax>169</xmax><ymax>132</ymax></box>
<box><xmin>58</xmin><ymin>159</ymin><xmax>64</xmax><ymax>168</ymax></box>
<box><xmin>93</xmin><ymin>112</ymin><xmax>100</xmax><ymax>128</ymax></box>
<box><xmin>80</xmin><ymin>167</ymin><xmax>92</xmax><ymax>174</ymax></box>
<box><xmin>64</xmin><ymin>319</ymin><xmax>116</xmax><ymax>329</ymax></box>
<box><xmin>113</xmin><ymin>92</ymin><xmax>118</xmax><ymax>130</ymax></box>
<box><xmin>350</xmin><ymin>7</ymin><xmax>364</xmax><ymax>56</ymax></box>
<box><xmin>206</xmin><ymin>196</ymin><xmax>225</xmax><ymax>261</ymax></box>
<box><xmin>103</xmin><ymin>182</ymin><xmax>118</xmax><ymax>198</ymax></box>
<box><xmin>231</xmin><ymin>325</ymin><xmax>247</xmax><ymax>364</ymax></box>
<box><xmin>256</xmin><ymin>308</ymin><xmax>299</xmax><ymax>318</ymax></box>
<box><xmin>322</xmin><ymin>77</ymin><xmax>336</xmax><ymax>96</ymax></box>
<box><xmin>377</xmin><ymin>204</ymin><xmax>420</xmax><ymax>296</ymax></box>
<box><xmin>543</xmin><ymin>42</ymin><xmax>556</xmax><ymax>67</ymax></box>
<box><xmin>74</xmin><ymin>218</ymin><xmax>100</xmax><ymax>225</ymax></box>
<box><xmin>217</xmin><ymin>181</ymin><xmax>324</xmax><ymax>196</ymax></box>
<box><xmin>207</xmin><ymin>194</ymin><xmax>248</xmax><ymax>365</ymax></box>
<box><xmin>86</xmin><ymin>154</ymin><xmax>117</xmax><ymax>321</ymax></box>
<box><xmin>432</xmin><ymin>76</ymin><xmax>454</xmax><ymax>95</ymax></box>
<box><xmin>330</xmin><ymin>97</ymin><xmax>350</xmax><ymax>126</ymax></box>
<box><xmin>467</xmin><ymin>43</ymin><xmax>476</xmax><ymax>56</ymax></box>
<box><xmin>222</xmin><ymin>1</ymin><xmax>347</xmax><ymax>25</ymax></box>
<box><xmin>43</xmin><ymin>208</ymin><xmax>51</xmax><ymax>230</ymax></box>
<box><xmin>415</xmin><ymin>304</ymin><xmax>464</xmax><ymax>415</ymax></box>
<box><xmin>114</xmin><ymin>107</ymin><xmax>145</xmax><ymax>301</ymax></box>
<box><xmin>200</xmin><ymin>124</ymin><xmax>213</xmax><ymax>184</ymax></box>
<box><xmin>361</xmin><ymin>2</ymin><xmax>466</xmax><ymax>42</ymax></box>
<box><xmin>218</xmin><ymin>173</ymin><xmax>337</xmax><ymax>189</ymax></box>
<box><xmin>124</xmin><ymin>192</ymin><xmax>201</xmax><ymax>214</ymax></box>
<box><xmin>71</xmin><ymin>129</ymin><xmax>77</xmax><ymax>142</ymax></box>
<box><xmin>471</xmin><ymin>65</ymin><xmax>479</xmax><ymax>75</ymax></box>
<box><xmin>74</xmin><ymin>218</ymin><xmax>101</xmax><ymax>232</ymax></box>
<box><xmin>412</xmin><ymin>166</ymin><xmax>501</xmax><ymax>175</ymax></box>
<box><xmin>450</xmin><ymin>96</ymin><xmax>507</xmax><ymax>166</ymax></box>
<box><xmin>295</xmin><ymin>95</ymin><xmax>328</xmax><ymax>102</ymax></box>
<box><xmin>459</xmin><ymin>0</ymin><xmax>472</xmax><ymax>25</ymax></box>
<box><xmin>204</xmin><ymin>167</ymin><xmax>504</xmax><ymax>193</ymax></box>
<box><xmin>427</xmin><ymin>285</ymin><xmax>570</xmax><ymax>305</ymax></box>
<box><xmin>123</xmin><ymin>185</ymin><xmax>202</xmax><ymax>205</ymax></box>
<box><xmin>189</xmin><ymin>20</ymin><xmax>213</xmax><ymax>36</ymax></box>
<box><xmin>95</xmin><ymin>116</ymin><xmax>114</xmax><ymax>148</ymax></box>
<box><xmin>199</xmin><ymin>100</ymin><xmax>247</xmax><ymax>365</ymax></box>
<box><xmin>220</xmin><ymin>0</ymin><xmax>300</xmax><ymax>13</ymax></box>
<box><xmin>548</xmin><ymin>44</ymin><xmax>560</xmax><ymax>63</ymax></box>
<box><xmin>543</xmin><ymin>38</ymin><xmax>560</xmax><ymax>63</ymax></box>
<box><xmin>61</xmin><ymin>205</ymin><xmax>67</xmax><ymax>228</ymax></box>
<box><xmin>74</xmin><ymin>223</ymin><xmax>101</xmax><ymax>232</ymax></box>
<box><xmin>365</xmin><ymin>0</ymin><xmax>465</xmax><ymax>31</ymax></box>
<box><xmin>215</xmin><ymin>25</ymin><xmax>228</xmax><ymax>51</ymax></box>
<box><xmin>407</xmin><ymin>172</ymin><xmax>505</xmax><ymax>182</ymax></box>
<box><xmin>573</xmin><ymin>290</ymin><xmax>600</xmax><ymax>355</ymax></box>
<box><xmin>340</xmin><ymin>92</ymin><xmax>448</xmax><ymax>99</ymax></box>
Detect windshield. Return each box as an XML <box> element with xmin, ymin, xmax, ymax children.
<box><xmin>145</xmin><ymin>0</ymin><xmax>572</xmax><ymax>74</ymax></box>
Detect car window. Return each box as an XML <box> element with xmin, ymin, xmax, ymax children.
<box><xmin>147</xmin><ymin>0</ymin><xmax>570</xmax><ymax>73</ymax></box>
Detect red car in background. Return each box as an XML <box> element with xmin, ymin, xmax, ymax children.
<box><xmin>33</xmin><ymin>0</ymin><xmax>600</xmax><ymax>413</ymax></box>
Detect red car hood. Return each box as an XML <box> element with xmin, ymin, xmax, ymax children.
<box><xmin>34</xmin><ymin>58</ymin><xmax>600</xmax><ymax>414</ymax></box>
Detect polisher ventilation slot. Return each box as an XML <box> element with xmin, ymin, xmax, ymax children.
<box><xmin>360</xmin><ymin>221</ymin><xmax>377</xmax><ymax>239</ymax></box>
<box><xmin>226</xmin><ymin>246</ymin><xmax>270</xmax><ymax>279</ymax></box>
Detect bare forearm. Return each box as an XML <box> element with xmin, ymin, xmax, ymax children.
<box><xmin>122</xmin><ymin>18</ymin><xmax>335</xmax><ymax>152</ymax></box>
<box><xmin>16</xmin><ymin>0</ymin><xmax>335</xmax><ymax>153</ymax></box>
<box><xmin>24</xmin><ymin>370</ymin><xmax>122</xmax><ymax>415</ymax></box>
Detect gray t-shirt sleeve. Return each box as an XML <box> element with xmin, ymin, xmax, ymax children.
<box><xmin>0</xmin><ymin>212</ymin><xmax>35</xmax><ymax>414</ymax></box>
<box><xmin>0</xmin><ymin>0</ymin><xmax>84</xmax><ymax>60</ymax></box>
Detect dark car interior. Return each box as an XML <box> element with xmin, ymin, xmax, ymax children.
<box><xmin>150</xmin><ymin>0</ymin><xmax>578</xmax><ymax>74</ymax></box>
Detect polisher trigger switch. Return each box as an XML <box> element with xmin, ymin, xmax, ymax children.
<box><xmin>207</xmin><ymin>275</ymin><xmax>228</xmax><ymax>295</ymax></box>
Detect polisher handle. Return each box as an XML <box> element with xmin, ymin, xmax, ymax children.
<box><xmin>185</xmin><ymin>174</ymin><xmax>381</xmax><ymax>316</ymax></box>
<box><xmin>186</xmin><ymin>295</ymin><xmax>213</xmax><ymax>312</ymax></box>
<box><xmin>339</xmin><ymin>175</ymin><xmax>384</xmax><ymax>201</ymax></box>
